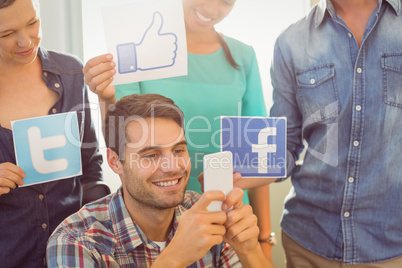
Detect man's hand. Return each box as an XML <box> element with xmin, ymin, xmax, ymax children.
<box><xmin>83</xmin><ymin>54</ymin><xmax>117</xmax><ymax>102</ymax></box>
<box><xmin>0</xmin><ymin>162</ymin><xmax>25</xmax><ymax>196</ymax></box>
<box><xmin>222</xmin><ymin>188</ymin><xmax>272</xmax><ymax>267</ymax></box>
<box><xmin>153</xmin><ymin>191</ymin><xmax>227</xmax><ymax>268</ymax></box>
<box><xmin>222</xmin><ymin>188</ymin><xmax>259</xmax><ymax>253</ymax></box>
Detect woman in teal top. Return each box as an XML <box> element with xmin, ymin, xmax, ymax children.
<box><xmin>114</xmin><ymin>35</ymin><xmax>266</xmax><ymax>195</ymax></box>
<box><xmin>84</xmin><ymin>0</ymin><xmax>267</xmax><ymax>213</ymax></box>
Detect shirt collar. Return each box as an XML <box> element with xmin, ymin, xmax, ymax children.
<box><xmin>110</xmin><ymin>188</ymin><xmax>184</xmax><ymax>254</ymax></box>
<box><xmin>315</xmin><ymin>0</ymin><xmax>401</xmax><ymax>28</ymax></box>
<box><xmin>37</xmin><ymin>46</ymin><xmax>62</xmax><ymax>75</ymax></box>
<box><xmin>387</xmin><ymin>0</ymin><xmax>402</xmax><ymax>14</ymax></box>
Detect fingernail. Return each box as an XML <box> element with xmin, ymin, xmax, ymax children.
<box><xmin>106</xmin><ymin>54</ymin><xmax>112</xmax><ymax>59</ymax></box>
<box><xmin>222</xmin><ymin>203</ymin><xmax>228</xmax><ymax>211</ymax></box>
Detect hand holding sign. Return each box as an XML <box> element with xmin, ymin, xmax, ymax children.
<box><xmin>117</xmin><ymin>12</ymin><xmax>178</xmax><ymax>74</ymax></box>
<box><xmin>98</xmin><ymin>0</ymin><xmax>187</xmax><ymax>85</ymax></box>
<box><xmin>0</xmin><ymin>162</ymin><xmax>25</xmax><ymax>196</ymax></box>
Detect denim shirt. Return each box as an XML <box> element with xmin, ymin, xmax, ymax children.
<box><xmin>270</xmin><ymin>0</ymin><xmax>402</xmax><ymax>265</ymax></box>
<box><xmin>0</xmin><ymin>47</ymin><xmax>103</xmax><ymax>267</ymax></box>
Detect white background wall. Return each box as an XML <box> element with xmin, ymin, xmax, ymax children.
<box><xmin>38</xmin><ymin>1</ymin><xmax>311</xmax><ymax>267</ymax></box>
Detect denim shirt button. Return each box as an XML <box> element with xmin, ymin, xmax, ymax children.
<box><xmin>357</xmin><ymin>67</ymin><xmax>362</xmax><ymax>74</ymax></box>
<box><xmin>353</xmin><ymin>141</ymin><xmax>360</xmax><ymax>147</ymax></box>
<box><xmin>52</xmin><ymin>108</ymin><xmax>57</xmax><ymax>114</ymax></box>
<box><xmin>356</xmin><ymin>105</ymin><xmax>362</xmax><ymax>111</ymax></box>
<box><xmin>348</xmin><ymin>33</ymin><xmax>352</xmax><ymax>38</ymax></box>
<box><xmin>344</xmin><ymin>212</ymin><xmax>350</xmax><ymax>218</ymax></box>
<box><xmin>42</xmin><ymin>223</ymin><xmax>47</xmax><ymax>230</ymax></box>
<box><xmin>348</xmin><ymin>177</ymin><xmax>354</xmax><ymax>183</ymax></box>
<box><xmin>310</xmin><ymin>78</ymin><xmax>316</xmax><ymax>85</ymax></box>
<box><xmin>38</xmin><ymin>194</ymin><xmax>44</xmax><ymax>200</ymax></box>
<box><xmin>43</xmin><ymin>71</ymin><xmax>48</xmax><ymax>77</ymax></box>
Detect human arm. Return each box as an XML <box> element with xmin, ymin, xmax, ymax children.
<box><xmin>83</xmin><ymin>54</ymin><xmax>117</xmax><ymax>122</ymax></box>
<box><xmin>240</xmin><ymin>46</ymin><xmax>276</xmax><ymax>261</ymax></box>
<box><xmin>47</xmin><ymin>229</ymin><xmax>101</xmax><ymax>267</ymax></box>
<box><xmin>222</xmin><ymin>187</ymin><xmax>273</xmax><ymax>268</ymax></box>
<box><xmin>0</xmin><ymin>162</ymin><xmax>25</xmax><ymax>196</ymax></box>
<box><xmin>247</xmin><ymin>185</ymin><xmax>275</xmax><ymax>261</ymax></box>
<box><xmin>270</xmin><ymin>37</ymin><xmax>303</xmax><ymax>177</ymax></box>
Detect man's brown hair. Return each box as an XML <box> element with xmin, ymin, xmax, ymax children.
<box><xmin>104</xmin><ymin>94</ymin><xmax>184</xmax><ymax>160</ymax></box>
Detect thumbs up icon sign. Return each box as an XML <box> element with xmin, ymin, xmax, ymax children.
<box><xmin>116</xmin><ymin>12</ymin><xmax>178</xmax><ymax>74</ymax></box>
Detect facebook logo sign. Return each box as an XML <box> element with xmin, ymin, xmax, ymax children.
<box><xmin>221</xmin><ymin>116</ymin><xmax>286</xmax><ymax>178</ymax></box>
<box><xmin>12</xmin><ymin>112</ymin><xmax>82</xmax><ymax>186</ymax></box>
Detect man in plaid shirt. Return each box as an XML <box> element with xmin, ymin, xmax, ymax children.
<box><xmin>47</xmin><ymin>94</ymin><xmax>271</xmax><ymax>267</ymax></box>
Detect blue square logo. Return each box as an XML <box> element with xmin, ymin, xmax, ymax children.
<box><xmin>221</xmin><ymin>116</ymin><xmax>286</xmax><ymax>178</ymax></box>
<box><xmin>12</xmin><ymin>112</ymin><xmax>82</xmax><ymax>186</ymax></box>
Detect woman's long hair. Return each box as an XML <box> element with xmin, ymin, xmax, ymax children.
<box><xmin>216</xmin><ymin>31</ymin><xmax>240</xmax><ymax>70</ymax></box>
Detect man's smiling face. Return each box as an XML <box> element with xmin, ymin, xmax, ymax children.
<box><xmin>121</xmin><ymin>117</ymin><xmax>191</xmax><ymax>210</ymax></box>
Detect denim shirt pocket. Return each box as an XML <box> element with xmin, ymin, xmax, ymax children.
<box><xmin>382</xmin><ymin>53</ymin><xmax>402</xmax><ymax>108</ymax></box>
<box><xmin>296</xmin><ymin>64</ymin><xmax>340</xmax><ymax>122</ymax></box>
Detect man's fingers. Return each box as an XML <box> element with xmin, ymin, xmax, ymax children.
<box><xmin>203</xmin><ymin>223</ymin><xmax>227</xmax><ymax>237</ymax></box>
<box><xmin>222</xmin><ymin>187</ymin><xmax>244</xmax><ymax>211</ymax></box>
<box><xmin>197</xmin><ymin>172</ymin><xmax>204</xmax><ymax>192</ymax></box>
<box><xmin>192</xmin><ymin>191</ymin><xmax>226</xmax><ymax>211</ymax></box>
<box><xmin>226</xmin><ymin>223</ymin><xmax>260</xmax><ymax>244</ymax></box>
<box><xmin>225</xmin><ymin>204</ymin><xmax>254</xmax><ymax>227</ymax></box>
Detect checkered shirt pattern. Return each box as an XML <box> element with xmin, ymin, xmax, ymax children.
<box><xmin>46</xmin><ymin>189</ymin><xmax>241</xmax><ymax>267</ymax></box>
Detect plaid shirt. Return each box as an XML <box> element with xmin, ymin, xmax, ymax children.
<box><xmin>47</xmin><ymin>189</ymin><xmax>241</xmax><ymax>267</ymax></box>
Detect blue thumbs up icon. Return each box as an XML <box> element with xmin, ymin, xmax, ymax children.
<box><xmin>116</xmin><ymin>11</ymin><xmax>178</xmax><ymax>74</ymax></box>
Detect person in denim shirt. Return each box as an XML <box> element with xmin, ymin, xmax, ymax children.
<box><xmin>270</xmin><ymin>0</ymin><xmax>402</xmax><ymax>267</ymax></box>
<box><xmin>0</xmin><ymin>0</ymin><xmax>109</xmax><ymax>267</ymax></box>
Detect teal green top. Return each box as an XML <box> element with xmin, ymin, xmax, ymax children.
<box><xmin>115</xmin><ymin>36</ymin><xmax>266</xmax><ymax>203</ymax></box>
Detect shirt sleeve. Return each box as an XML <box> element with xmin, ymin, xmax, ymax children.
<box><xmin>269</xmin><ymin>37</ymin><xmax>304</xmax><ymax>178</ymax></box>
<box><xmin>47</xmin><ymin>228</ymin><xmax>100</xmax><ymax>268</ymax></box>
<box><xmin>218</xmin><ymin>243</ymin><xmax>242</xmax><ymax>268</ymax></box>
<box><xmin>242</xmin><ymin>47</ymin><xmax>267</xmax><ymax>117</ymax></box>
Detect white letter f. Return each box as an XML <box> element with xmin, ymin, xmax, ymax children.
<box><xmin>251</xmin><ymin>127</ymin><xmax>276</xmax><ymax>174</ymax></box>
